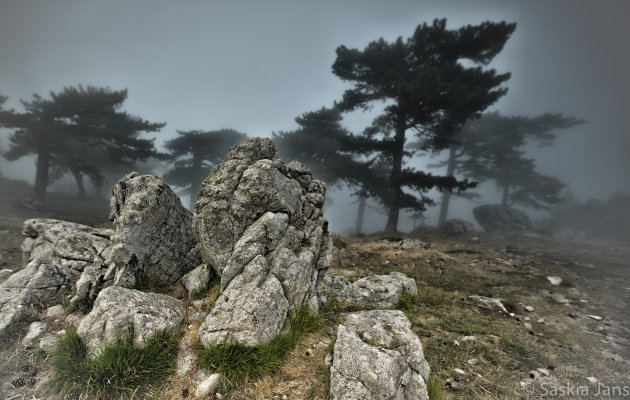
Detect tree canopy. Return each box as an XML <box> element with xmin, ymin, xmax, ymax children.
<box><xmin>332</xmin><ymin>18</ymin><xmax>516</xmax><ymax>232</ymax></box>
<box><xmin>164</xmin><ymin>129</ymin><xmax>247</xmax><ymax>209</ymax></box>
<box><xmin>1</xmin><ymin>85</ymin><xmax>165</xmax><ymax>202</ymax></box>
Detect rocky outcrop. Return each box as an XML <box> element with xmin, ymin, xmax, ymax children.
<box><xmin>473</xmin><ymin>204</ymin><xmax>533</xmax><ymax>232</ymax></box>
<box><xmin>330</xmin><ymin>310</ymin><xmax>430</xmax><ymax>400</ymax></box>
<box><xmin>317</xmin><ymin>272</ymin><xmax>417</xmax><ymax>309</ymax></box>
<box><xmin>194</xmin><ymin>138</ymin><xmax>332</xmax><ymax>347</ymax></box>
<box><xmin>0</xmin><ymin>219</ymin><xmax>115</xmax><ymax>339</ymax></box>
<box><xmin>440</xmin><ymin>219</ymin><xmax>475</xmax><ymax>234</ymax></box>
<box><xmin>77</xmin><ymin>286</ymin><xmax>185</xmax><ymax>357</ymax></box>
<box><xmin>109</xmin><ymin>173</ymin><xmax>201</xmax><ymax>287</ymax></box>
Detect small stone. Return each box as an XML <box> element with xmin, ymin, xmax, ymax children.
<box><xmin>324</xmin><ymin>352</ymin><xmax>333</xmax><ymax>368</ymax></box>
<box><xmin>467</xmin><ymin>358</ymin><xmax>479</xmax><ymax>365</ymax></box>
<box><xmin>569</xmin><ymin>312</ymin><xmax>579</xmax><ymax>318</ymax></box>
<box><xmin>46</xmin><ymin>305</ymin><xmax>64</xmax><ymax>318</ymax></box>
<box><xmin>65</xmin><ymin>312</ymin><xmax>84</xmax><ymax>328</ymax></box>
<box><xmin>305</xmin><ymin>348</ymin><xmax>313</xmax><ymax>356</ymax></box>
<box><xmin>537</xmin><ymin>368</ymin><xmax>550</xmax><ymax>376</ymax></box>
<box><xmin>588</xmin><ymin>315</ymin><xmax>603</xmax><ymax>321</ymax></box>
<box><xmin>509</xmin><ymin>313</ymin><xmax>516</xmax><ymax>318</ymax></box>
<box><xmin>523</xmin><ymin>316</ymin><xmax>531</xmax><ymax>321</ymax></box>
<box><xmin>547</xmin><ymin>276</ymin><xmax>563</xmax><ymax>285</ymax></box>
<box><xmin>39</xmin><ymin>334</ymin><xmax>58</xmax><ymax>352</ymax></box>
<box><xmin>192</xmin><ymin>368</ymin><xmax>211</xmax><ymax>386</ymax></box>
<box><xmin>22</xmin><ymin>321</ymin><xmax>48</xmax><ymax>345</ymax></box>
<box><xmin>524</xmin><ymin>305</ymin><xmax>534</xmax><ymax>312</ymax></box>
<box><xmin>282</xmin><ymin>395</ymin><xmax>288</xmax><ymax>400</ymax></box>
<box><xmin>176</xmin><ymin>348</ymin><xmax>197</xmax><ymax>377</ymax></box>
<box><xmin>587</xmin><ymin>376</ymin><xmax>598</xmax><ymax>383</ymax></box>
<box><xmin>453</xmin><ymin>340</ymin><xmax>460</xmax><ymax>347</ymax></box>
<box><xmin>194</xmin><ymin>373</ymin><xmax>221</xmax><ymax>398</ymax></box>
<box><xmin>215</xmin><ymin>393</ymin><xmax>223</xmax><ymax>399</ymax></box>
<box><xmin>454</xmin><ymin>368</ymin><xmax>466</xmax><ymax>375</ymax></box>
<box><xmin>524</xmin><ymin>323</ymin><xmax>532</xmax><ymax>330</ymax></box>
<box><xmin>485</xmin><ymin>335</ymin><xmax>501</xmax><ymax>344</ymax></box>
<box><xmin>461</xmin><ymin>336</ymin><xmax>477</xmax><ymax>342</ymax></box>
<box><xmin>537</xmin><ymin>318</ymin><xmax>546</xmax><ymax>324</ymax></box>
<box><xmin>579</xmin><ymin>299</ymin><xmax>588</xmax><ymax>303</ymax></box>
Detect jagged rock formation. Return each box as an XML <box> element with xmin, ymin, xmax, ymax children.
<box><xmin>317</xmin><ymin>272</ymin><xmax>417</xmax><ymax>309</ymax></box>
<box><xmin>330</xmin><ymin>310</ymin><xmax>430</xmax><ymax>400</ymax></box>
<box><xmin>440</xmin><ymin>218</ymin><xmax>475</xmax><ymax>234</ymax></box>
<box><xmin>77</xmin><ymin>286</ymin><xmax>185</xmax><ymax>357</ymax></box>
<box><xmin>0</xmin><ymin>219</ymin><xmax>114</xmax><ymax>339</ymax></box>
<box><xmin>109</xmin><ymin>173</ymin><xmax>201</xmax><ymax>287</ymax></box>
<box><xmin>194</xmin><ymin>138</ymin><xmax>332</xmax><ymax>347</ymax></box>
<box><xmin>473</xmin><ymin>204</ymin><xmax>533</xmax><ymax>232</ymax></box>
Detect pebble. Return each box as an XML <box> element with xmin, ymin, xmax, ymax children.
<box><xmin>587</xmin><ymin>376</ymin><xmax>598</xmax><ymax>383</ymax></box>
<box><xmin>588</xmin><ymin>315</ymin><xmax>603</xmax><ymax>321</ymax></box>
<box><xmin>467</xmin><ymin>358</ymin><xmax>479</xmax><ymax>365</ymax></box>
<box><xmin>461</xmin><ymin>336</ymin><xmax>477</xmax><ymax>342</ymax></box>
<box><xmin>547</xmin><ymin>276</ymin><xmax>563</xmax><ymax>285</ymax></box>
<box><xmin>537</xmin><ymin>318</ymin><xmax>546</xmax><ymax>324</ymax></box>
<box><xmin>454</xmin><ymin>368</ymin><xmax>466</xmax><ymax>375</ymax></box>
<box><xmin>22</xmin><ymin>321</ymin><xmax>48</xmax><ymax>345</ymax></box>
<box><xmin>524</xmin><ymin>305</ymin><xmax>535</xmax><ymax>312</ymax></box>
<box><xmin>194</xmin><ymin>373</ymin><xmax>221</xmax><ymax>398</ymax></box>
<box><xmin>46</xmin><ymin>305</ymin><xmax>64</xmax><ymax>318</ymax></box>
<box><xmin>537</xmin><ymin>368</ymin><xmax>550</xmax><ymax>376</ymax></box>
<box><xmin>453</xmin><ymin>340</ymin><xmax>460</xmax><ymax>347</ymax></box>
<box><xmin>569</xmin><ymin>312</ymin><xmax>579</xmax><ymax>318</ymax></box>
<box><xmin>523</xmin><ymin>316</ymin><xmax>531</xmax><ymax>321</ymax></box>
<box><xmin>305</xmin><ymin>348</ymin><xmax>313</xmax><ymax>356</ymax></box>
<box><xmin>524</xmin><ymin>323</ymin><xmax>532</xmax><ymax>330</ymax></box>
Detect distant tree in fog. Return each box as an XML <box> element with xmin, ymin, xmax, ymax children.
<box><xmin>332</xmin><ymin>18</ymin><xmax>516</xmax><ymax>232</ymax></box>
<box><xmin>1</xmin><ymin>85</ymin><xmax>165</xmax><ymax>203</ymax></box>
<box><xmin>273</xmin><ymin>107</ymin><xmax>389</xmax><ymax>234</ymax></box>
<box><xmin>436</xmin><ymin>111</ymin><xmax>585</xmax><ymax>222</ymax></box>
<box><xmin>163</xmin><ymin>129</ymin><xmax>246</xmax><ymax>209</ymax></box>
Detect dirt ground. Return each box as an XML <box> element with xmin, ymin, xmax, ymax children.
<box><xmin>1</xmin><ymin>176</ymin><xmax>629</xmax><ymax>399</ymax></box>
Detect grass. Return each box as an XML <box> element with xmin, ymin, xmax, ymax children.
<box><xmin>45</xmin><ymin>326</ymin><xmax>179</xmax><ymax>399</ymax></box>
<box><xmin>331</xmin><ymin>234</ymin><xmax>348</xmax><ymax>249</ymax></box>
<box><xmin>194</xmin><ymin>306</ymin><xmax>323</xmax><ymax>394</ymax></box>
<box><xmin>427</xmin><ymin>375</ymin><xmax>445</xmax><ymax>400</ymax></box>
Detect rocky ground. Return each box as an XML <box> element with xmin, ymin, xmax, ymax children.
<box><xmin>0</xmin><ymin>174</ymin><xmax>629</xmax><ymax>399</ymax></box>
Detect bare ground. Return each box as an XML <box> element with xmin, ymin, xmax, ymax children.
<box><xmin>1</xmin><ymin>177</ymin><xmax>628</xmax><ymax>399</ymax></box>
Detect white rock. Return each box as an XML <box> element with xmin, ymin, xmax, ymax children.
<box><xmin>524</xmin><ymin>323</ymin><xmax>532</xmax><ymax>330</ymax></box>
<box><xmin>467</xmin><ymin>358</ymin><xmax>479</xmax><ymax>365</ymax></box>
<box><xmin>588</xmin><ymin>315</ymin><xmax>603</xmax><ymax>321</ymax></box>
<box><xmin>547</xmin><ymin>276</ymin><xmax>563</xmax><ymax>285</ymax></box>
<box><xmin>195</xmin><ymin>373</ymin><xmax>220</xmax><ymax>398</ymax></box>
<box><xmin>524</xmin><ymin>305</ymin><xmax>535</xmax><ymax>312</ymax></box>
<box><xmin>469</xmin><ymin>295</ymin><xmax>508</xmax><ymax>313</ymax></box>
<box><xmin>461</xmin><ymin>336</ymin><xmax>477</xmax><ymax>342</ymax></box>
<box><xmin>587</xmin><ymin>376</ymin><xmax>598</xmax><ymax>383</ymax></box>
<box><xmin>537</xmin><ymin>368</ymin><xmax>550</xmax><ymax>376</ymax></box>
<box><xmin>22</xmin><ymin>321</ymin><xmax>47</xmax><ymax>345</ymax></box>
<box><xmin>176</xmin><ymin>348</ymin><xmax>197</xmax><ymax>377</ymax></box>
<box><xmin>39</xmin><ymin>334</ymin><xmax>58</xmax><ymax>352</ymax></box>
<box><xmin>46</xmin><ymin>305</ymin><xmax>64</xmax><ymax>318</ymax></box>
<box><xmin>453</xmin><ymin>340</ymin><xmax>460</xmax><ymax>347</ymax></box>
<box><xmin>397</xmin><ymin>239</ymin><xmax>425</xmax><ymax>251</ymax></box>
<box><xmin>181</xmin><ymin>264</ymin><xmax>212</xmax><ymax>298</ymax></box>
<box><xmin>454</xmin><ymin>368</ymin><xmax>466</xmax><ymax>375</ymax></box>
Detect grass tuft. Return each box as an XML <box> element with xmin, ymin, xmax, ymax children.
<box><xmin>426</xmin><ymin>375</ymin><xmax>445</xmax><ymax>400</ymax></box>
<box><xmin>194</xmin><ymin>306</ymin><xmax>322</xmax><ymax>394</ymax></box>
<box><xmin>45</xmin><ymin>326</ymin><xmax>179</xmax><ymax>398</ymax></box>
<box><xmin>396</xmin><ymin>292</ymin><xmax>419</xmax><ymax>311</ymax></box>
<box><xmin>331</xmin><ymin>234</ymin><xmax>348</xmax><ymax>249</ymax></box>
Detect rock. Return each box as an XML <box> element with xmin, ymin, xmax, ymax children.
<box><xmin>537</xmin><ymin>368</ymin><xmax>550</xmax><ymax>376</ymax></box>
<box><xmin>330</xmin><ymin>310</ymin><xmax>430</xmax><ymax>400</ymax></box>
<box><xmin>77</xmin><ymin>286</ymin><xmax>185</xmax><ymax>357</ymax></box>
<box><xmin>324</xmin><ymin>352</ymin><xmax>333</xmax><ymax>368</ymax></box>
<box><xmin>189</xmin><ymin>312</ymin><xmax>206</xmax><ymax>323</ymax></box>
<box><xmin>192</xmin><ymin>368</ymin><xmax>211</xmax><ymax>386</ymax></box>
<box><xmin>0</xmin><ymin>219</ymin><xmax>115</xmax><ymax>339</ymax></box>
<box><xmin>524</xmin><ymin>322</ymin><xmax>532</xmax><ymax>330</ymax></box>
<box><xmin>547</xmin><ymin>276</ymin><xmax>563</xmax><ymax>285</ymax></box>
<box><xmin>453</xmin><ymin>340</ymin><xmax>460</xmax><ymax>347</ymax></box>
<box><xmin>46</xmin><ymin>305</ymin><xmax>64</xmax><ymax>318</ymax></box>
<box><xmin>587</xmin><ymin>376</ymin><xmax>598</xmax><ymax>383</ymax></box>
<box><xmin>461</xmin><ymin>336</ymin><xmax>477</xmax><ymax>342</ymax></box>
<box><xmin>109</xmin><ymin>173</ymin><xmax>201</xmax><ymax>288</ymax></box>
<box><xmin>569</xmin><ymin>312</ymin><xmax>579</xmax><ymax>318</ymax></box>
<box><xmin>194</xmin><ymin>373</ymin><xmax>221</xmax><ymax>398</ymax></box>
<box><xmin>547</xmin><ymin>292</ymin><xmax>570</xmax><ymax>304</ymax></box>
<box><xmin>469</xmin><ymin>295</ymin><xmax>508</xmax><ymax>313</ymax></box>
<box><xmin>0</xmin><ymin>269</ymin><xmax>13</xmax><ymax>280</ymax></box>
<box><xmin>39</xmin><ymin>334</ymin><xmax>58</xmax><ymax>352</ymax></box>
<box><xmin>317</xmin><ymin>272</ymin><xmax>417</xmax><ymax>309</ymax></box>
<box><xmin>65</xmin><ymin>312</ymin><xmax>84</xmax><ymax>328</ymax></box>
<box><xmin>22</xmin><ymin>321</ymin><xmax>47</xmax><ymax>345</ymax></box>
<box><xmin>588</xmin><ymin>315</ymin><xmax>603</xmax><ymax>321</ymax></box>
<box><xmin>472</xmin><ymin>204</ymin><xmax>533</xmax><ymax>232</ymax></box>
<box><xmin>467</xmin><ymin>358</ymin><xmax>478</xmax><ymax>365</ymax></box>
<box><xmin>194</xmin><ymin>139</ymin><xmax>331</xmax><ymax>346</ymax></box>
<box><xmin>524</xmin><ymin>305</ymin><xmax>534</xmax><ymax>312</ymax></box>
<box><xmin>397</xmin><ymin>239</ymin><xmax>425</xmax><ymax>251</ymax></box>
<box><xmin>181</xmin><ymin>264</ymin><xmax>212</xmax><ymax>298</ymax></box>
<box><xmin>454</xmin><ymin>368</ymin><xmax>466</xmax><ymax>375</ymax></box>
<box><xmin>440</xmin><ymin>219</ymin><xmax>475</xmax><ymax>234</ymax></box>
<box><xmin>176</xmin><ymin>348</ymin><xmax>197</xmax><ymax>377</ymax></box>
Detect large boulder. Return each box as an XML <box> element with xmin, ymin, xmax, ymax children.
<box><xmin>473</xmin><ymin>204</ymin><xmax>533</xmax><ymax>232</ymax></box>
<box><xmin>109</xmin><ymin>173</ymin><xmax>201</xmax><ymax>287</ymax></box>
<box><xmin>194</xmin><ymin>138</ymin><xmax>332</xmax><ymax>346</ymax></box>
<box><xmin>440</xmin><ymin>218</ymin><xmax>475</xmax><ymax>234</ymax></box>
<box><xmin>77</xmin><ymin>286</ymin><xmax>185</xmax><ymax>357</ymax></box>
<box><xmin>0</xmin><ymin>219</ymin><xmax>115</xmax><ymax>339</ymax></box>
<box><xmin>330</xmin><ymin>310</ymin><xmax>430</xmax><ymax>400</ymax></box>
<box><xmin>317</xmin><ymin>272</ymin><xmax>417</xmax><ymax>309</ymax></box>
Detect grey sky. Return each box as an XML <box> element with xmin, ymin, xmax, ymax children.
<box><xmin>1</xmin><ymin>0</ymin><xmax>629</xmax><ymax>209</ymax></box>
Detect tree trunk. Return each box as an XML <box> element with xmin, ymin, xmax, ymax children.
<box><xmin>384</xmin><ymin>115</ymin><xmax>406</xmax><ymax>233</ymax></box>
<box><xmin>33</xmin><ymin>133</ymin><xmax>50</xmax><ymax>204</ymax></box>
<box><xmin>189</xmin><ymin>152</ymin><xmax>202</xmax><ymax>210</ymax></box>
<box><xmin>354</xmin><ymin>193</ymin><xmax>366</xmax><ymax>235</ymax></box>
<box><xmin>71</xmin><ymin>169</ymin><xmax>86</xmax><ymax>198</ymax></box>
<box><xmin>502</xmin><ymin>184</ymin><xmax>509</xmax><ymax>207</ymax></box>
<box><xmin>438</xmin><ymin>144</ymin><xmax>457</xmax><ymax>227</ymax></box>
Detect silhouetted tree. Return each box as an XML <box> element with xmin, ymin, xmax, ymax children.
<box><xmin>332</xmin><ymin>18</ymin><xmax>516</xmax><ymax>232</ymax></box>
<box><xmin>164</xmin><ymin>129</ymin><xmax>247</xmax><ymax>209</ymax></box>
<box><xmin>1</xmin><ymin>86</ymin><xmax>165</xmax><ymax>202</ymax></box>
<box><xmin>436</xmin><ymin>112</ymin><xmax>585</xmax><ymax>221</ymax></box>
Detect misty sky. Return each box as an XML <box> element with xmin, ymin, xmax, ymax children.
<box><xmin>1</xmin><ymin>0</ymin><xmax>629</xmax><ymax>229</ymax></box>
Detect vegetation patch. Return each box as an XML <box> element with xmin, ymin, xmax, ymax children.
<box><xmin>45</xmin><ymin>326</ymin><xmax>179</xmax><ymax>399</ymax></box>
<box><xmin>194</xmin><ymin>306</ymin><xmax>323</xmax><ymax>394</ymax></box>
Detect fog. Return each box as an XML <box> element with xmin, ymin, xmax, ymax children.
<box><xmin>1</xmin><ymin>0</ymin><xmax>629</xmax><ymax>234</ymax></box>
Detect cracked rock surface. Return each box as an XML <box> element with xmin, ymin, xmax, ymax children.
<box><xmin>194</xmin><ymin>138</ymin><xmax>332</xmax><ymax>346</ymax></box>
<box><xmin>0</xmin><ymin>219</ymin><xmax>114</xmax><ymax>339</ymax></box>
<box><xmin>77</xmin><ymin>286</ymin><xmax>185</xmax><ymax>357</ymax></box>
<box><xmin>109</xmin><ymin>173</ymin><xmax>201</xmax><ymax>287</ymax></box>
<box><xmin>330</xmin><ymin>310</ymin><xmax>430</xmax><ymax>400</ymax></box>
<box><xmin>317</xmin><ymin>272</ymin><xmax>417</xmax><ymax>309</ymax></box>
